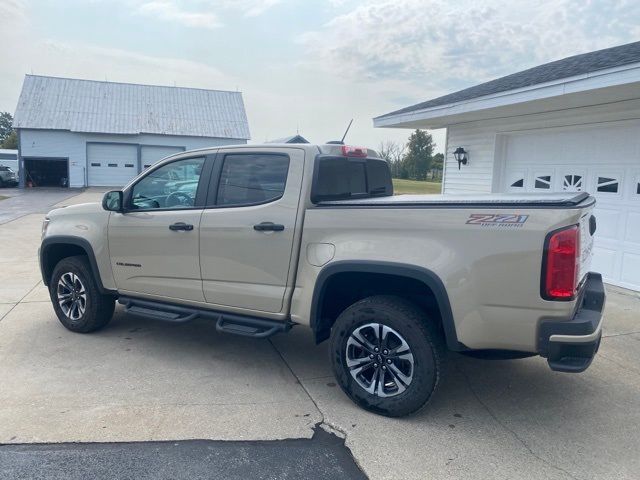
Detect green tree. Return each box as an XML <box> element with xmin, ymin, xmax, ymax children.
<box><xmin>402</xmin><ymin>129</ymin><xmax>434</xmax><ymax>180</ymax></box>
<box><xmin>431</xmin><ymin>152</ymin><xmax>444</xmax><ymax>180</ymax></box>
<box><xmin>0</xmin><ymin>112</ymin><xmax>13</xmax><ymax>143</ymax></box>
<box><xmin>1</xmin><ymin>131</ymin><xmax>17</xmax><ymax>149</ymax></box>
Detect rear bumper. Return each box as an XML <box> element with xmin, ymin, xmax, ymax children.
<box><xmin>538</xmin><ymin>272</ymin><xmax>605</xmax><ymax>373</ymax></box>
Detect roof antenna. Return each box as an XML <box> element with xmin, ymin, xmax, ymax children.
<box><xmin>327</xmin><ymin>119</ymin><xmax>353</xmax><ymax>145</ymax></box>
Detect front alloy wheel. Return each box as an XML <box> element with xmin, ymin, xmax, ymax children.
<box><xmin>50</xmin><ymin>255</ymin><xmax>115</xmax><ymax>333</ymax></box>
<box><xmin>57</xmin><ymin>272</ymin><xmax>87</xmax><ymax>320</ymax></box>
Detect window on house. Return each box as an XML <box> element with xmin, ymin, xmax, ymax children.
<box><xmin>563</xmin><ymin>174</ymin><xmax>583</xmax><ymax>191</ymax></box>
<box><xmin>125</xmin><ymin>164</ymin><xmax>134</xmax><ymax>168</ymax></box>
<box><xmin>535</xmin><ymin>175</ymin><xmax>552</xmax><ymax>189</ymax></box>
<box><xmin>108</xmin><ymin>163</ymin><xmax>117</xmax><ymax>167</ymax></box>
<box><xmin>510</xmin><ymin>179</ymin><xmax>524</xmax><ymax>188</ymax></box>
<box><xmin>596</xmin><ymin>176</ymin><xmax>619</xmax><ymax>193</ymax></box>
<box><xmin>637</xmin><ymin>182</ymin><xmax>640</xmax><ymax>195</ymax></box>
<box><xmin>91</xmin><ymin>163</ymin><xmax>100</xmax><ymax>167</ymax></box>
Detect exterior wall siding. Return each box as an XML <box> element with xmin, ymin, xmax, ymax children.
<box><xmin>18</xmin><ymin>129</ymin><xmax>245</xmax><ymax>187</ymax></box>
<box><xmin>443</xmin><ymin>98</ymin><xmax>640</xmax><ymax>193</ymax></box>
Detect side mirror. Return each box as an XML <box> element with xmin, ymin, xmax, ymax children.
<box><xmin>102</xmin><ymin>190</ymin><xmax>124</xmax><ymax>212</ymax></box>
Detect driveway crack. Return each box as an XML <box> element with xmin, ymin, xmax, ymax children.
<box><xmin>456</xmin><ymin>363</ymin><xmax>580</xmax><ymax>480</ymax></box>
<box><xmin>267</xmin><ymin>339</ymin><xmax>350</xmax><ymax>441</ymax></box>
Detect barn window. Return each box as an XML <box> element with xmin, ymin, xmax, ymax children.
<box><xmin>596</xmin><ymin>176</ymin><xmax>619</xmax><ymax>193</ymax></box>
<box><xmin>535</xmin><ymin>175</ymin><xmax>551</xmax><ymax>189</ymax></box>
<box><xmin>563</xmin><ymin>174</ymin><xmax>583</xmax><ymax>191</ymax></box>
<box><xmin>91</xmin><ymin>163</ymin><xmax>100</xmax><ymax>167</ymax></box>
<box><xmin>125</xmin><ymin>164</ymin><xmax>134</xmax><ymax>168</ymax></box>
<box><xmin>510</xmin><ymin>178</ymin><xmax>524</xmax><ymax>188</ymax></box>
<box><xmin>108</xmin><ymin>163</ymin><xmax>117</xmax><ymax>167</ymax></box>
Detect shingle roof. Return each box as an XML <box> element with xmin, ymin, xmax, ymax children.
<box><xmin>13</xmin><ymin>75</ymin><xmax>250</xmax><ymax>139</ymax></box>
<box><xmin>376</xmin><ymin>40</ymin><xmax>640</xmax><ymax>120</ymax></box>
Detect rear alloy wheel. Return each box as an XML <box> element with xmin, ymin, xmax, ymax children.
<box><xmin>346</xmin><ymin>323</ymin><xmax>414</xmax><ymax>397</ymax></box>
<box><xmin>330</xmin><ymin>295</ymin><xmax>445</xmax><ymax>417</ymax></box>
<box><xmin>50</xmin><ymin>256</ymin><xmax>115</xmax><ymax>333</ymax></box>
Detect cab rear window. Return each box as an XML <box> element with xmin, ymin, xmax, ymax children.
<box><xmin>311</xmin><ymin>156</ymin><xmax>393</xmax><ymax>203</ymax></box>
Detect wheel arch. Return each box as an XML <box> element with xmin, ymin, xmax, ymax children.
<box><xmin>40</xmin><ymin>236</ymin><xmax>115</xmax><ymax>295</ymax></box>
<box><xmin>310</xmin><ymin>261</ymin><xmax>465</xmax><ymax>351</ymax></box>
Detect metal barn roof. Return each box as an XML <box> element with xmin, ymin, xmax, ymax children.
<box><xmin>13</xmin><ymin>75</ymin><xmax>250</xmax><ymax>139</ymax></box>
<box><xmin>376</xmin><ymin>40</ymin><xmax>640</xmax><ymax>120</ymax></box>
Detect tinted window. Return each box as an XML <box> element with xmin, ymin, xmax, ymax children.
<box><xmin>131</xmin><ymin>157</ymin><xmax>205</xmax><ymax>210</ymax></box>
<box><xmin>312</xmin><ymin>157</ymin><xmax>392</xmax><ymax>202</ymax></box>
<box><xmin>217</xmin><ymin>154</ymin><xmax>289</xmax><ymax>207</ymax></box>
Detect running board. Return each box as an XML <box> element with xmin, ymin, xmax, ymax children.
<box><xmin>118</xmin><ymin>297</ymin><xmax>293</xmax><ymax>338</ymax></box>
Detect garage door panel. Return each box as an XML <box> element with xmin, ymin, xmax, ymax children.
<box><xmin>593</xmin><ymin>207</ymin><xmax>621</xmax><ymax>242</ymax></box>
<box><xmin>87</xmin><ymin>144</ymin><xmax>138</xmax><ymax>187</ymax></box>
<box><xmin>625</xmin><ymin>211</ymin><xmax>640</xmax><ymax>244</ymax></box>
<box><xmin>502</xmin><ymin>123</ymin><xmax>640</xmax><ymax>291</ymax></box>
<box><xmin>141</xmin><ymin>146</ymin><xmax>184</xmax><ymax>170</ymax></box>
<box><xmin>621</xmin><ymin>252</ymin><xmax>640</xmax><ymax>286</ymax></box>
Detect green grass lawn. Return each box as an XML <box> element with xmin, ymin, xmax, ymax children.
<box><xmin>392</xmin><ymin>179</ymin><xmax>442</xmax><ymax>195</ymax></box>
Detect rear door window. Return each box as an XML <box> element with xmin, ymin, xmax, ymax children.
<box><xmin>216</xmin><ymin>154</ymin><xmax>289</xmax><ymax>207</ymax></box>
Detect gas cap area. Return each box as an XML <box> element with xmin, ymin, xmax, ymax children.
<box><xmin>306</xmin><ymin>243</ymin><xmax>335</xmax><ymax>267</ymax></box>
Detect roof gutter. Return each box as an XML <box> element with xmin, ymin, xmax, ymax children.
<box><xmin>374</xmin><ymin>61</ymin><xmax>640</xmax><ymax>129</ymax></box>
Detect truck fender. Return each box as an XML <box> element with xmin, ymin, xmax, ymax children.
<box><xmin>310</xmin><ymin>260</ymin><xmax>465</xmax><ymax>351</ymax></box>
<box><xmin>40</xmin><ymin>236</ymin><xmax>115</xmax><ymax>295</ymax></box>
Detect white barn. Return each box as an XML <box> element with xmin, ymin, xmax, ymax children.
<box><xmin>375</xmin><ymin>41</ymin><xmax>640</xmax><ymax>292</ymax></box>
<box><xmin>13</xmin><ymin>75</ymin><xmax>250</xmax><ymax>188</ymax></box>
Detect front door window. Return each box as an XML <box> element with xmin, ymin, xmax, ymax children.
<box><xmin>131</xmin><ymin>157</ymin><xmax>205</xmax><ymax>209</ymax></box>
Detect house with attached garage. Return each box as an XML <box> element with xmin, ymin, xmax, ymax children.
<box><xmin>374</xmin><ymin>40</ymin><xmax>640</xmax><ymax>292</ymax></box>
<box><xmin>12</xmin><ymin>75</ymin><xmax>250</xmax><ymax>188</ymax></box>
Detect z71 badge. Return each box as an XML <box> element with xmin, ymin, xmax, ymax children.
<box><xmin>466</xmin><ymin>214</ymin><xmax>529</xmax><ymax>227</ymax></box>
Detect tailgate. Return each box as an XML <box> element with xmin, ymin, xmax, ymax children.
<box><xmin>578</xmin><ymin>208</ymin><xmax>596</xmax><ymax>286</ymax></box>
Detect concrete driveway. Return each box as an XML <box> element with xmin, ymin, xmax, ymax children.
<box><xmin>1</xmin><ymin>188</ymin><xmax>639</xmax><ymax>479</ymax></box>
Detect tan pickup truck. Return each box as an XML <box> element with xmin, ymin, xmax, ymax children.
<box><xmin>39</xmin><ymin>143</ymin><xmax>605</xmax><ymax>417</ymax></box>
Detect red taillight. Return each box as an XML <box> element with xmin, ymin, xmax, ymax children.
<box><xmin>543</xmin><ymin>225</ymin><xmax>580</xmax><ymax>300</ymax></box>
<box><xmin>342</xmin><ymin>145</ymin><xmax>368</xmax><ymax>157</ymax></box>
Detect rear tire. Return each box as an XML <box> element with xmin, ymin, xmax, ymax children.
<box><xmin>329</xmin><ymin>295</ymin><xmax>445</xmax><ymax>417</ymax></box>
<box><xmin>49</xmin><ymin>256</ymin><xmax>115</xmax><ymax>333</ymax></box>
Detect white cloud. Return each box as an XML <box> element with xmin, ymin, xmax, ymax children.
<box><xmin>301</xmin><ymin>0</ymin><xmax>640</xmax><ymax>95</ymax></box>
<box><xmin>136</xmin><ymin>0</ymin><xmax>282</xmax><ymax>27</ymax></box>
<box><xmin>137</xmin><ymin>1</ymin><xmax>220</xmax><ymax>29</ymax></box>
<box><xmin>220</xmin><ymin>0</ymin><xmax>282</xmax><ymax>17</ymax></box>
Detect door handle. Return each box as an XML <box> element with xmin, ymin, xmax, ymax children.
<box><xmin>169</xmin><ymin>222</ymin><xmax>194</xmax><ymax>231</ymax></box>
<box><xmin>253</xmin><ymin>222</ymin><xmax>285</xmax><ymax>232</ymax></box>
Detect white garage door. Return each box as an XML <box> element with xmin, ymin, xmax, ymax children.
<box><xmin>141</xmin><ymin>146</ymin><xmax>184</xmax><ymax>170</ymax></box>
<box><xmin>502</xmin><ymin>122</ymin><xmax>640</xmax><ymax>291</ymax></box>
<box><xmin>87</xmin><ymin>144</ymin><xmax>138</xmax><ymax>187</ymax></box>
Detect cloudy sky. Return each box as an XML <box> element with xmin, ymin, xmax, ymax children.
<box><xmin>1</xmin><ymin>0</ymin><xmax>639</xmax><ymax>152</ymax></box>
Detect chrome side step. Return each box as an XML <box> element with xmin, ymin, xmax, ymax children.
<box><xmin>118</xmin><ymin>297</ymin><xmax>293</xmax><ymax>338</ymax></box>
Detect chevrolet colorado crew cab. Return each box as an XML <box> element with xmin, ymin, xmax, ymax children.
<box><xmin>40</xmin><ymin>143</ymin><xmax>605</xmax><ymax>417</ymax></box>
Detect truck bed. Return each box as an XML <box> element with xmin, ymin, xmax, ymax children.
<box><xmin>317</xmin><ymin>192</ymin><xmax>592</xmax><ymax>208</ymax></box>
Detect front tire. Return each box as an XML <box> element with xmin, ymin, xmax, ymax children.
<box><xmin>329</xmin><ymin>295</ymin><xmax>445</xmax><ymax>417</ymax></box>
<box><xmin>49</xmin><ymin>256</ymin><xmax>115</xmax><ymax>333</ymax></box>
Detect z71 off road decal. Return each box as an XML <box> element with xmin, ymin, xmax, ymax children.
<box><xmin>466</xmin><ymin>214</ymin><xmax>529</xmax><ymax>228</ymax></box>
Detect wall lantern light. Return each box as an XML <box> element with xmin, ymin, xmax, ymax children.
<box><xmin>453</xmin><ymin>147</ymin><xmax>468</xmax><ymax>170</ymax></box>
